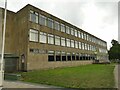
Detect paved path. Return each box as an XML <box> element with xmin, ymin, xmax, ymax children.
<box><xmin>114</xmin><ymin>64</ymin><xmax>120</xmax><ymax>90</ymax></box>
<box><xmin>3</xmin><ymin>80</ymin><xmax>62</xmax><ymax>88</ymax></box>
<box><xmin>118</xmin><ymin>64</ymin><xmax>120</xmax><ymax>90</ymax></box>
<box><xmin>114</xmin><ymin>64</ymin><xmax>118</xmax><ymax>88</ymax></box>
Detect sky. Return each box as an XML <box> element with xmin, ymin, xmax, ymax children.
<box><xmin>0</xmin><ymin>0</ymin><xmax>119</xmax><ymax>50</ymax></box>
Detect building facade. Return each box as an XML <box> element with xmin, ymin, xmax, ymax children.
<box><xmin>0</xmin><ymin>4</ymin><xmax>108</xmax><ymax>71</ymax></box>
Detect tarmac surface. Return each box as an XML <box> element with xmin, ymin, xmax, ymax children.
<box><xmin>118</xmin><ymin>64</ymin><xmax>120</xmax><ymax>90</ymax></box>
<box><xmin>2</xmin><ymin>80</ymin><xmax>61</xmax><ymax>88</ymax></box>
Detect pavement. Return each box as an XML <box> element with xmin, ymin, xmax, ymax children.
<box><xmin>114</xmin><ymin>64</ymin><xmax>118</xmax><ymax>88</ymax></box>
<box><xmin>114</xmin><ymin>64</ymin><xmax>120</xmax><ymax>90</ymax></box>
<box><xmin>2</xmin><ymin>80</ymin><xmax>62</xmax><ymax>89</ymax></box>
<box><xmin>118</xmin><ymin>64</ymin><xmax>120</xmax><ymax>90</ymax></box>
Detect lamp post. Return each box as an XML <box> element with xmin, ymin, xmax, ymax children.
<box><xmin>0</xmin><ymin>0</ymin><xmax>7</xmax><ymax>88</ymax></box>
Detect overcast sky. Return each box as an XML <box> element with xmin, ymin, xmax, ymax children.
<box><xmin>0</xmin><ymin>0</ymin><xmax>119</xmax><ymax>50</ymax></box>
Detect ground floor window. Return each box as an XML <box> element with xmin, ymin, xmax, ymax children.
<box><xmin>76</xmin><ymin>53</ymin><xmax>79</xmax><ymax>60</ymax></box>
<box><xmin>62</xmin><ymin>52</ymin><xmax>66</xmax><ymax>61</ymax></box>
<box><xmin>55</xmin><ymin>51</ymin><xmax>61</xmax><ymax>61</ymax></box>
<box><xmin>67</xmin><ymin>53</ymin><xmax>71</xmax><ymax>61</ymax></box>
<box><xmin>72</xmin><ymin>53</ymin><xmax>75</xmax><ymax>60</ymax></box>
<box><xmin>48</xmin><ymin>51</ymin><xmax>54</xmax><ymax>61</ymax></box>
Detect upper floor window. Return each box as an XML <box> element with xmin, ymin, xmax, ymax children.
<box><xmin>79</xmin><ymin>42</ymin><xmax>81</xmax><ymax>49</ymax></box>
<box><xmin>78</xmin><ymin>31</ymin><xmax>81</xmax><ymax>38</ymax></box>
<box><xmin>66</xmin><ymin>39</ymin><xmax>71</xmax><ymax>47</ymax></box>
<box><xmin>71</xmin><ymin>40</ymin><xmax>74</xmax><ymax>48</ymax></box>
<box><xmin>71</xmin><ymin>28</ymin><xmax>74</xmax><ymax>36</ymax></box>
<box><xmin>30</xmin><ymin>10</ymin><xmax>38</xmax><ymax>23</ymax></box>
<box><xmin>61</xmin><ymin>24</ymin><xmax>65</xmax><ymax>32</ymax></box>
<box><xmin>66</xmin><ymin>26</ymin><xmax>70</xmax><ymax>34</ymax></box>
<box><xmin>39</xmin><ymin>32</ymin><xmax>47</xmax><ymax>43</ymax></box>
<box><xmin>39</xmin><ymin>14</ymin><xmax>46</xmax><ymax>26</ymax></box>
<box><xmin>48</xmin><ymin>34</ymin><xmax>54</xmax><ymax>44</ymax></box>
<box><xmin>47</xmin><ymin>18</ymin><xmax>53</xmax><ymax>29</ymax></box>
<box><xmin>75</xmin><ymin>41</ymin><xmax>78</xmax><ymax>48</ymax></box>
<box><xmin>29</xmin><ymin>29</ymin><xmax>38</xmax><ymax>42</ymax></box>
<box><xmin>75</xmin><ymin>29</ymin><xmax>78</xmax><ymax>37</ymax></box>
<box><xmin>81</xmin><ymin>32</ymin><xmax>84</xmax><ymax>39</ymax></box>
<box><xmin>82</xmin><ymin>42</ymin><xmax>85</xmax><ymax>50</ymax></box>
<box><xmin>85</xmin><ymin>43</ymin><xmax>87</xmax><ymax>50</ymax></box>
<box><xmin>54</xmin><ymin>21</ymin><xmax>60</xmax><ymax>31</ymax></box>
<box><xmin>84</xmin><ymin>33</ymin><xmax>86</xmax><ymax>40</ymax></box>
<box><xmin>55</xmin><ymin>35</ymin><xmax>60</xmax><ymax>45</ymax></box>
<box><xmin>61</xmin><ymin>37</ymin><xmax>66</xmax><ymax>46</ymax></box>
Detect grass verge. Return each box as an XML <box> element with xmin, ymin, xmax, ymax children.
<box><xmin>20</xmin><ymin>64</ymin><xmax>115</xmax><ymax>88</ymax></box>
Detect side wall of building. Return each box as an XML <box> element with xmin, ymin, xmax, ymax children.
<box><xmin>15</xmin><ymin>6</ymin><xmax>29</xmax><ymax>71</ymax></box>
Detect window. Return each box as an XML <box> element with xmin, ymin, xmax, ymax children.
<box><xmin>78</xmin><ymin>31</ymin><xmax>81</xmax><ymax>38</ymax></box>
<box><xmin>55</xmin><ymin>36</ymin><xmax>60</xmax><ymax>45</ymax></box>
<box><xmin>81</xmin><ymin>32</ymin><xmax>84</xmax><ymax>39</ymax></box>
<box><xmin>66</xmin><ymin>26</ymin><xmax>70</xmax><ymax>34</ymax></box>
<box><xmin>66</xmin><ymin>39</ymin><xmax>71</xmax><ymax>47</ymax></box>
<box><xmin>61</xmin><ymin>52</ymin><xmax>66</xmax><ymax>61</ymax></box>
<box><xmin>39</xmin><ymin>14</ymin><xmax>46</xmax><ymax>26</ymax></box>
<box><xmin>48</xmin><ymin>34</ymin><xmax>54</xmax><ymax>44</ymax></box>
<box><xmin>88</xmin><ymin>44</ymin><xmax>90</xmax><ymax>51</ymax></box>
<box><xmin>72</xmin><ymin>53</ymin><xmax>75</xmax><ymax>60</ymax></box>
<box><xmin>75</xmin><ymin>29</ymin><xmax>78</xmax><ymax>37</ymax></box>
<box><xmin>82</xmin><ymin>43</ymin><xmax>85</xmax><ymax>50</ymax></box>
<box><xmin>29</xmin><ymin>29</ymin><xmax>38</xmax><ymax>42</ymax></box>
<box><xmin>48</xmin><ymin>51</ymin><xmax>54</xmax><ymax>61</ymax></box>
<box><xmin>39</xmin><ymin>32</ymin><xmax>47</xmax><ymax>43</ymax></box>
<box><xmin>55</xmin><ymin>51</ymin><xmax>61</xmax><ymax>61</ymax></box>
<box><xmin>76</xmin><ymin>53</ymin><xmax>79</xmax><ymax>60</ymax></box>
<box><xmin>47</xmin><ymin>18</ymin><xmax>53</xmax><ymax>28</ymax></box>
<box><xmin>87</xmin><ymin>35</ymin><xmax>89</xmax><ymax>41</ymax></box>
<box><xmin>71</xmin><ymin>40</ymin><xmax>74</xmax><ymax>48</ymax></box>
<box><xmin>54</xmin><ymin>21</ymin><xmax>60</xmax><ymax>31</ymax></box>
<box><xmin>67</xmin><ymin>53</ymin><xmax>71</xmax><ymax>61</ymax></box>
<box><xmin>71</xmin><ymin>28</ymin><xmax>74</xmax><ymax>35</ymax></box>
<box><xmin>61</xmin><ymin>24</ymin><xmax>65</xmax><ymax>32</ymax></box>
<box><xmin>85</xmin><ymin>43</ymin><xmax>87</xmax><ymax>50</ymax></box>
<box><xmin>61</xmin><ymin>37</ymin><xmax>66</xmax><ymax>46</ymax></box>
<box><xmin>79</xmin><ymin>42</ymin><xmax>81</xmax><ymax>49</ymax></box>
<box><xmin>75</xmin><ymin>41</ymin><xmax>78</xmax><ymax>48</ymax></box>
<box><xmin>84</xmin><ymin>33</ymin><xmax>86</xmax><ymax>40</ymax></box>
<box><xmin>30</xmin><ymin>10</ymin><xmax>38</xmax><ymax>23</ymax></box>
<box><xmin>29</xmin><ymin>49</ymin><xmax>34</xmax><ymax>53</ymax></box>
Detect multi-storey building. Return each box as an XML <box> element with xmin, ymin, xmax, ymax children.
<box><xmin>0</xmin><ymin>4</ymin><xmax>108</xmax><ymax>71</ymax></box>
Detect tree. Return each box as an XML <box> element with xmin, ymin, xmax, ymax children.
<box><xmin>108</xmin><ymin>39</ymin><xmax>120</xmax><ymax>60</ymax></box>
<box><xmin>111</xmin><ymin>39</ymin><xmax>119</xmax><ymax>46</ymax></box>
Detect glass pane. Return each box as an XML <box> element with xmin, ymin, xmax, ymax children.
<box><xmin>29</xmin><ymin>29</ymin><xmax>38</xmax><ymax>42</ymax></box>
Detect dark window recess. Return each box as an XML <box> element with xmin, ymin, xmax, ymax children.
<box><xmin>62</xmin><ymin>56</ymin><xmax>66</xmax><ymax>61</ymax></box>
<box><xmin>83</xmin><ymin>56</ymin><xmax>85</xmax><ymax>60</ymax></box>
<box><xmin>86</xmin><ymin>56</ymin><xmax>89</xmax><ymax>60</ymax></box>
<box><xmin>76</xmin><ymin>56</ymin><xmax>79</xmax><ymax>60</ymax></box>
<box><xmin>30</xmin><ymin>49</ymin><xmax>34</xmax><ymax>52</ymax></box>
<box><xmin>67</xmin><ymin>56</ymin><xmax>71</xmax><ymax>61</ymax></box>
<box><xmin>56</xmin><ymin>56</ymin><xmax>61</xmax><ymax>61</ymax></box>
<box><xmin>72</xmin><ymin>55</ymin><xmax>75</xmax><ymax>60</ymax></box>
<box><xmin>80</xmin><ymin>56</ymin><xmax>83</xmax><ymax>60</ymax></box>
<box><xmin>89</xmin><ymin>57</ymin><xmax>91</xmax><ymax>60</ymax></box>
<box><xmin>48</xmin><ymin>55</ymin><xmax>54</xmax><ymax>61</ymax></box>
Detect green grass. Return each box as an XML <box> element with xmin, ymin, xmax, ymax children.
<box><xmin>20</xmin><ymin>64</ymin><xmax>115</xmax><ymax>88</ymax></box>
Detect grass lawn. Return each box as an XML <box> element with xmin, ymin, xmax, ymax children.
<box><xmin>20</xmin><ymin>64</ymin><xmax>115</xmax><ymax>88</ymax></box>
